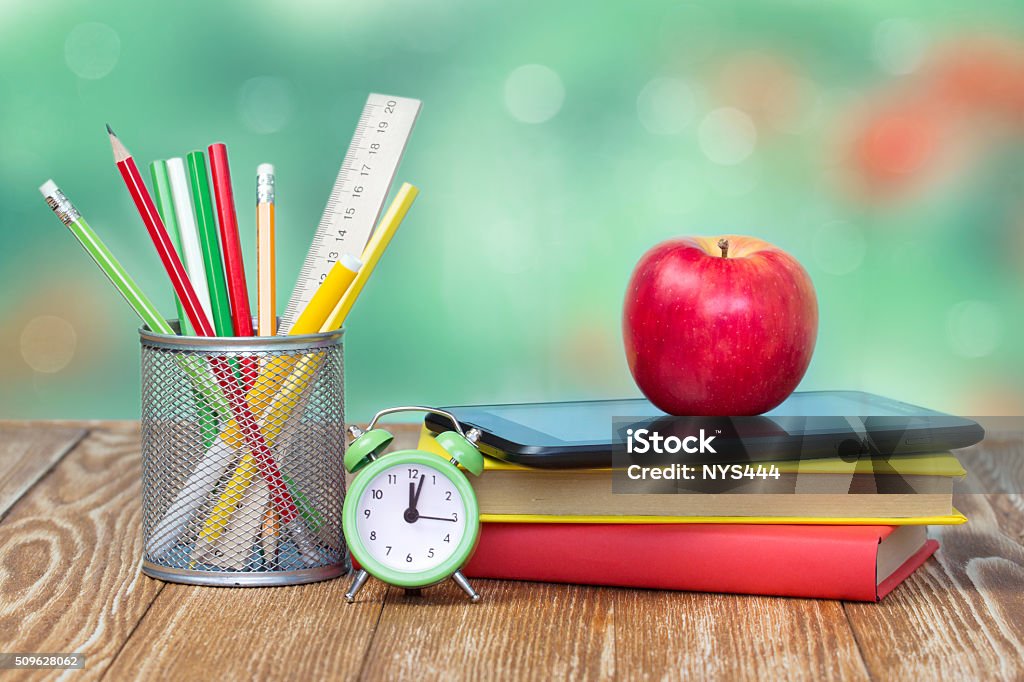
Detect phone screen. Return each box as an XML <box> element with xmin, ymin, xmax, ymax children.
<box><xmin>437</xmin><ymin>392</ymin><xmax>964</xmax><ymax>448</ymax></box>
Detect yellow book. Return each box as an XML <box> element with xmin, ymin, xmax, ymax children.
<box><xmin>414</xmin><ymin>426</ymin><xmax>967</xmax><ymax>526</ymax></box>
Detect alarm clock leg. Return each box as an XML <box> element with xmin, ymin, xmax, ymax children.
<box><xmin>344</xmin><ymin>569</ymin><xmax>370</xmax><ymax>603</ymax></box>
<box><xmin>452</xmin><ymin>571</ymin><xmax>481</xmax><ymax>603</ymax></box>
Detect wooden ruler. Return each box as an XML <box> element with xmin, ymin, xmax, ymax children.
<box><xmin>279</xmin><ymin>93</ymin><xmax>421</xmax><ymax>333</ymax></box>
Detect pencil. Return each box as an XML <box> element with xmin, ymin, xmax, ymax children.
<box><xmin>108</xmin><ymin>126</ymin><xmax>304</xmax><ymax>533</ymax></box>
<box><xmin>108</xmin><ymin>125</ymin><xmax>213</xmax><ymax>336</ymax></box>
<box><xmin>39</xmin><ymin>180</ymin><xmax>174</xmax><ymax>336</ymax></box>
<box><xmin>322</xmin><ymin>182</ymin><xmax>419</xmax><ymax>330</ymax></box>
<box><xmin>149</xmin><ymin>160</ymin><xmax>193</xmax><ymax>334</ymax></box>
<box><xmin>256</xmin><ymin>163</ymin><xmax>276</xmax><ymax>336</ymax></box>
<box><xmin>187</xmin><ymin>151</ymin><xmax>233</xmax><ymax>336</ymax></box>
<box><xmin>261</xmin><ymin>505</ymin><xmax>280</xmax><ymax>569</ymax></box>
<box><xmin>38</xmin><ymin>179</ymin><xmax>229</xmax><ymax>418</ymax></box>
<box><xmin>167</xmin><ymin>158</ymin><xmax>215</xmax><ymax>329</ymax></box>
<box><xmin>208</xmin><ymin>142</ymin><xmax>253</xmax><ymax>338</ymax></box>
<box><xmin>153</xmin><ymin>159</ymin><xmax>220</xmax><ymax>446</ymax></box>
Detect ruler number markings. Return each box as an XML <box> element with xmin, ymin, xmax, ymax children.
<box><xmin>278</xmin><ymin>95</ymin><xmax>420</xmax><ymax>333</ymax></box>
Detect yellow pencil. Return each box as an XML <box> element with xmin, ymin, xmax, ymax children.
<box><xmin>321</xmin><ymin>183</ymin><xmax>419</xmax><ymax>330</ymax></box>
<box><xmin>257</xmin><ymin>164</ymin><xmax>276</xmax><ymax>336</ymax></box>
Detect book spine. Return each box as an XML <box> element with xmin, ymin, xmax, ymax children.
<box><xmin>463</xmin><ymin>523</ymin><xmax>887</xmax><ymax>601</ymax></box>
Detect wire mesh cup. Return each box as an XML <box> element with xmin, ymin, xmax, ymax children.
<box><xmin>139</xmin><ymin>323</ymin><xmax>348</xmax><ymax>586</ymax></box>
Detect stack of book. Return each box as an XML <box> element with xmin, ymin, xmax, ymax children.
<box><xmin>416</xmin><ymin>428</ymin><xmax>965</xmax><ymax>601</ymax></box>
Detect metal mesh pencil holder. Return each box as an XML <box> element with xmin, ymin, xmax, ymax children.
<box><xmin>139</xmin><ymin>323</ymin><xmax>348</xmax><ymax>587</ymax></box>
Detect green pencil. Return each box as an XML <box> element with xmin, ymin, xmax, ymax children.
<box><xmin>187</xmin><ymin>151</ymin><xmax>233</xmax><ymax>337</ymax></box>
<box><xmin>39</xmin><ymin>179</ymin><xmax>229</xmax><ymax>418</ymax></box>
<box><xmin>150</xmin><ymin>160</ymin><xmax>193</xmax><ymax>335</ymax></box>
<box><xmin>41</xmin><ymin>180</ymin><xmax>173</xmax><ymax>335</ymax></box>
<box><xmin>152</xmin><ymin>159</ymin><xmax>223</xmax><ymax>445</ymax></box>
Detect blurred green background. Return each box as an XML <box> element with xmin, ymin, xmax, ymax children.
<box><xmin>2</xmin><ymin>0</ymin><xmax>1023</xmax><ymax>421</ymax></box>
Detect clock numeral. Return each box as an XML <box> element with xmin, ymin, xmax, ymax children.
<box><xmin>385</xmin><ymin>546</ymin><xmax>392</xmax><ymax>555</ymax></box>
<box><xmin>445</xmin><ymin>491</ymin><xmax>452</xmax><ymax>501</ymax></box>
<box><xmin>369</xmin><ymin>530</ymin><xmax>376</xmax><ymax>540</ymax></box>
<box><xmin>406</xmin><ymin>553</ymin><xmax>413</xmax><ymax>563</ymax></box>
<box><xmin>443</xmin><ymin>534</ymin><xmax>450</xmax><ymax>543</ymax></box>
<box><xmin>432</xmin><ymin>475</ymin><xmax>437</xmax><ymax>485</ymax></box>
<box><xmin>428</xmin><ymin>548</ymin><xmax>435</xmax><ymax>558</ymax></box>
<box><xmin>408</xmin><ymin>468</ymin><xmax>419</xmax><ymax>479</ymax></box>
<box><xmin>452</xmin><ymin>512</ymin><xmax>458</xmax><ymax>521</ymax></box>
<box><xmin>387</xmin><ymin>474</ymin><xmax>397</xmax><ymax>484</ymax></box>
<box><xmin>363</xmin><ymin>509</ymin><xmax>371</xmax><ymax>518</ymax></box>
<box><xmin>371</xmin><ymin>489</ymin><xmax>383</xmax><ymax>500</ymax></box>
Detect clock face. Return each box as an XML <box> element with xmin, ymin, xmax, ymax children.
<box><xmin>353</xmin><ymin>461</ymin><xmax>469</xmax><ymax>574</ymax></box>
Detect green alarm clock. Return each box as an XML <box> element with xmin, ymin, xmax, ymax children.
<box><xmin>342</xmin><ymin>406</ymin><xmax>485</xmax><ymax>603</ymax></box>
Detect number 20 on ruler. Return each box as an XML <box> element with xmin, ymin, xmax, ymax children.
<box><xmin>280</xmin><ymin>93</ymin><xmax>421</xmax><ymax>331</ymax></box>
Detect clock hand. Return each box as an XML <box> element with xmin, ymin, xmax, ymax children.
<box><xmin>404</xmin><ymin>477</ymin><xmax>429</xmax><ymax>524</ymax></box>
<box><xmin>417</xmin><ymin>514</ymin><xmax>457</xmax><ymax>522</ymax></box>
<box><xmin>412</xmin><ymin>475</ymin><xmax>426</xmax><ymax>510</ymax></box>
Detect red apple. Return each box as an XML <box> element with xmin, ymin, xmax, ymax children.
<box><xmin>623</xmin><ymin>235</ymin><xmax>818</xmax><ymax>416</ymax></box>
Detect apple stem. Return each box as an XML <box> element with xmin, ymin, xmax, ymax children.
<box><xmin>718</xmin><ymin>238</ymin><xmax>729</xmax><ymax>258</ymax></box>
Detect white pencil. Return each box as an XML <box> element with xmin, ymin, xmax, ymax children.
<box><xmin>167</xmin><ymin>157</ymin><xmax>214</xmax><ymax>326</ymax></box>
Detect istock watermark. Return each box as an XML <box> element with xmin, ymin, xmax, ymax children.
<box><xmin>610</xmin><ymin>416</ymin><xmax>1024</xmax><ymax>495</ymax></box>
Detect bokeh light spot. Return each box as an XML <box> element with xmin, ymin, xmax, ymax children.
<box><xmin>873</xmin><ymin>19</ymin><xmax>928</xmax><ymax>76</ymax></box>
<box><xmin>20</xmin><ymin>316</ymin><xmax>77</xmax><ymax>373</ymax></box>
<box><xmin>238</xmin><ymin>76</ymin><xmax>294</xmax><ymax>134</ymax></box>
<box><xmin>636</xmin><ymin>77</ymin><xmax>696</xmax><ymax>135</ymax></box>
<box><xmin>64</xmin><ymin>23</ymin><xmax>120</xmax><ymax>80</ymax></box>
<box><xmin>946</xmin><ymin>300</ymin><xmax>1001</xmax><ymax>358</ymax></box>
<box><xmin>698</xmin><ymin>108</ymin><xmax>757</xmax><ymax>165</ymax></box>
<box><xmin>813</xmin><ymin>221</ymin><xmax>866</xmax><ymax>275</ymax></box>
<box><xmin>504</xmin><ymin>64</ymin><xmax>565</xmax><ymax>124</ymax></box>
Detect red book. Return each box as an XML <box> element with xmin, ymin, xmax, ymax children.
<box><xmin>464</xmin><ymin>523</ymin><xmax>938</xmax><ymax>602</ymax></box>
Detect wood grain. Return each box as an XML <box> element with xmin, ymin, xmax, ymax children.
<box><xmin>616</xmin><ymin>590</ymin><xmax>868</xmax><ymax>681</ymax></box>
<box><xmin>1</xmin><ymin>422</ymin><xmax>1023</xmax><ymax>681</ymax></box>
<box><xmin>0</xmin><ymin>425</ymin><xmax>163</xmax><ymax>681</ymax></box>
<box><xmin>0</xmin><ymin>423</ymin><xmax>85</xmax><ymax>519</ymax></box>
<box><xmin>845</xmin><ymin>492</ymin><xmax>1024</xmax><ymax>680</ymax></box>
<box><xmin>104</xmin><ymin>579</ymin><xmax>389</xmax><ymax>680</ymax></box>
<box><xmin>361</xmin><ymin>580</ymin><xmax>615</xmax><ymax>680</ymax></box>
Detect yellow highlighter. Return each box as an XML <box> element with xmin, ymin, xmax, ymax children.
<box><xmin>246</xmin><ymin>253</ymin><xmax>362</xmax><ymax>414</ymax></box>
<box><xmin>196</xmin><ymin>183</ymin><xmax>418</xmax><ymax>548</ymax></box>
<box><xmin>290</xmin><ymin>253</ymin><xmax>362</xmax><ymax>334</ymax></box>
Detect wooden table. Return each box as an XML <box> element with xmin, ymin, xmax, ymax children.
<box><xmin>1</xmin><ymin>421</ymin><xmax>1021</xmax><ymax>681</ymax></box>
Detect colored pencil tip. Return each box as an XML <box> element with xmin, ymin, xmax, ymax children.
<box><xmin>106</xmin><ymin>123</ymin><xmax>115</xmax><ymax>136</ymax></box>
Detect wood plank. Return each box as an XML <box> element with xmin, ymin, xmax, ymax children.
<box><xmin>0</xmin><ymin>425</ymin><xmax>163</xmax><ymax>681</ymax></box>
<box><xmin>362</xmin><ymin>580</ymin><xmax>615</xmax><ymax>680</ymax></box>
<box><xmin>0</xmin><ymin>423</ymin><xmax>86</xmax><ymax>518</ymax></box>
<box><xmin>845</xmin><ymin>491</ymin><xmax>1024</xmax><ymax>679</ymax></box>
<box><xmin>104</xmin><ymin>579</ymin><xmax>389</xmax><ymax>679</ymax></box>
<box><xmin>102</xmin><ymin>422</ymin><xmax>416</xmax><ymax>679</ymax></box>
<box><xmin>616</xmin><ymin>590</ymin><xmax>868</xmax><ymax>681</ymax></box>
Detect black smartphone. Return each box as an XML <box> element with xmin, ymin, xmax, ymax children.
<box><xmin>423</xmin><ymin>391</ymin><xmax>985</xmax><ymax>468</ymax></box>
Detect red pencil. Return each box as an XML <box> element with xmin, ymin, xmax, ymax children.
<box><xmin>207</xmin><ymin>142</ymin><xmax>253</xmax><ymax>338</ymax></box>
<box><xmin>107</xmin><ymin>126</ymin><xmax>303</xmax><ymax>531</ymax></box>
<box><xmin>107</xmin><ymin>125</ymin><xmax>214</xmax><ymax>336</ymax></box>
